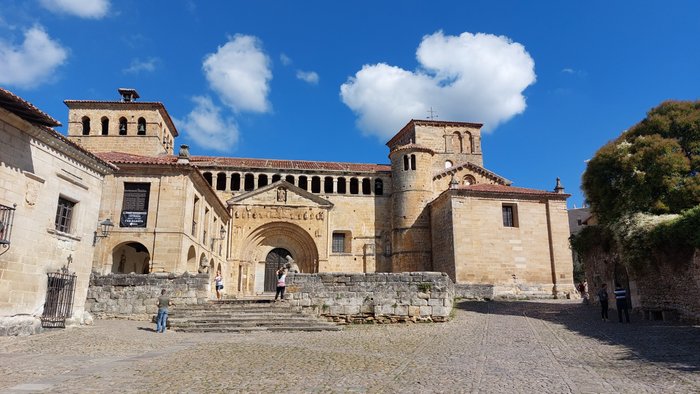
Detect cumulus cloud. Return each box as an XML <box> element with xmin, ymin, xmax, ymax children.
<box><xmin>176</xmin><ymin>96</ymin><xmax>239</xmax><ymax>151</ymax></box>
<box><xmin>340</xmin><ymin>31</ymin><xmax>536</xmax><ymax>139</ymax></box>
<box><xmin>123</xmin><ymin>57</ymin><xmax>158</xmax><ymax>74</ymax></box>
<box><xmin>0</xmin><ymin>25</ymin><xmax>68</xmax><ymax>89</ymax></box>
<box><xmin>203</xmin><ymin>34</ymin><xmax>272</xmax><ymax>113</ymax></box>
<box><xmin>296</xmin><ymin>70</ymin><xmax>319</xmax><ymax>85</ymax></box>
<box><xmin>40</xmin><ymin>0</ymin><xmax>110</xmax><ymax>19</ymax></box>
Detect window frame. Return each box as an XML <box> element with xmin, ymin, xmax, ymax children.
<box><xmin>55</xmin><ymin>196</ymin><xmax>77</xmax><ymax>234</ymax></box>
<box><xmin>502</xmin><ymin>203</ymin><xmax>519</xmax><ymax>228</ymax></box>
<box><xmin>331</xmin><ymin>231</ymin><xmax>352</xmax><ymax>254</ymax></box>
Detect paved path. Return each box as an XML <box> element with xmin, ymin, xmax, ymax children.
<box><xmin>1</xmin><ymin>300</ymin><xmax>699</xmax><ymax>393</ymax></box>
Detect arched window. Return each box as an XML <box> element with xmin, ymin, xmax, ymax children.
<box><xmin>410</xmin><ymin>154</ymin><xmax>416</xmax><ymax>170</ymax></box>
<box><xmin>311</xmin><ymin>176</ymin><xmax>321</xmax><ymax>193</ymax></box>
<box><xmin>452</xmin><ymin>132</ymin><xmax>463</xmax><ymax>153</ymax></box>
<box><xmin>231</xmin><ymin>173</ymin><xmax>241</xmax><ymax>191</ymax></box>
<box><xmin>119</xmin><ymin>117</ymin><xmax>127</xmax><ymax>135</ymax></box>
<box><xmin>464</xmin><ymin>132</ymin><xmax>473</xmax><ymax>153</ymax></box>
<box><xmin>350</xmin><ymin>178</ymin><xmax>359</xmax><ymax>194</ymax></box>
<box><xmin>101</xmin><ymin>117</ymin><xmax>109</xmax><ymax>135</ymax></box>
<box><xmin>298</xmin><ymin>176</ymin><xmax>308</xmax><ymax>190</ymax></box>
<box><xmin>137</xmin><ymin>117</ymin><xmax>146</xmax><ymax>135</ymax></box>
<box><xmin>272</xmin><ymin>174</ymin><xmax>281</xmax><ymax>183</ymax></box>
<box><xmin>403</xmin><ymin>155</ymin><xmax>409</xmax><ymax>170</ymax></box>
<box><xmin>203</xmin><ymin>172</ymin><xmax>213</xmax><ymax>186</ymax></box>
<box><xmin>374</xmin><ymin>179</ymin><xmax>383</xmax><ymax>195</ymax></box>
<box><xmin>463</xmin><ymin>175</ymin><xmax>476</xmax><ymax>185</ymax></box>
<box><xmin>81</xmin><ymin>116</ymin><xmax>90</xmax><ymax>135</ymax></box>
<box><xmin>244</xmin><ymin>174</ymin><xmax>254</xmax><ymax>191</ymax></box>
<box><xmin>337</xmin><ymin>177</ymin><xmax>347</xmax><ymax>194</ymax></box>
<box><xmin>324</xmin><ymin>177</ymin><xmax>334</xmax><ymax>193</ymax></box>
<box><xmin>258</xmin><ymin>174</ymin><xmax>268</xmax><ymax>188</ymax></box>
<box><xmin>285</xmin><ymin>175</ymin><xmax>295</xmax><ymax>185</ymax></box>
<box><xmin>216</xmin><ymin>172</ymin><xmax>227</xmax><ymax>191</ymax></box>
<box><xmin>362</xmin><ymin>178</ymin><xmax>371</xmax><ymax>195</ymax></box>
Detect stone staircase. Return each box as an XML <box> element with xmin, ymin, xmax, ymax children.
<box><xmin>167</xmin><ymin>296</ymin><xmax>341</xmax><ymax>333</ymax></box>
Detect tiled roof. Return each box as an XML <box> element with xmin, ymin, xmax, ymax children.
<box><xmin>434</xmin><ymin>161</ymin><xmax>510</xmax><ymax>185</ymax></box>
<box><xmin>454</xmin><ymin>183</ymin><xmax>569</xmax><ymax>198</ymax></box>
<box><xmin>95</xmin><ymin>152</ymin><xmax>180</xmax><ymax>165</ymax></box>
<box><xmin>0</xmin><ymin>87</ymin><xmax>61</xmax><ymax>127</ymax></box>
<box><xmin>189</xmin><ymin>156</ymin><xmax>392</xmax><ymax>173</ymax></box>
<box><xmin>63</xmin><ymin>100</ymin><xmax>179</xmax><ymax>136</ymax></box>
<box><xmin>389</xmin><ymin>143</ymin><xmax>435</xmax><ymax>154</ymax></box>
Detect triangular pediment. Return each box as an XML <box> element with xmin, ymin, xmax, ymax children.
<box><xmin>434</xmin><ymin>161</ymin><xmax>511</xmax><ymax>185</ymax></box>
<box><xmin>227</xmin><ymin>180</ymin><xmax>333</xmax><ymax>208</ymax></box>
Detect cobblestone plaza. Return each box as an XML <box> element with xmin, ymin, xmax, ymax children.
<box><xmin>1</xmin><ymin>300</ymin><xmax>698</xmax><ymax>393</ymax></box>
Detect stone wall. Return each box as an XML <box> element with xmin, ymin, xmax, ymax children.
<box><xmin>285</xmin><ymin>272</ymin><xmax>454</xmax><ymax>323</ymax></box>
<box><xmin>85</xmin><ymin>272</ymin><xmax>210</xmax><ymax>320</ymax></box>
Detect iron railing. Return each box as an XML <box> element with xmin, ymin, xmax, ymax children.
<box><xmin>0</xmin><ymin>203</ymin><xmax>16</xmax><ymax>247</ymax></box>
<box><xmin>41</xmin><ymin>271</ymin><xmax>77</xmax><ymax>328</ymax></box>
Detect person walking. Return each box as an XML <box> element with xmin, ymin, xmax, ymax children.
<box><xmin>155</xmin><ymin>288</ymin><xmax>173</xmax><ymax>333</ymax></box>
<box><xmin>275</xmin><ymin>267</ymin><xmax>287</xmax><ymax>301</ymax></box>
<box><xmin>214</xmin><ymin>270</ymin><xmax>223</xmax><ymax>300</ymax></box>
<box><xmin>597</xmin><ymin>283</ymin><xmax>609</xmax><ymax>321</ymax></box>
<box><xmin>614</xmin><ymin>283</ymin><xmax>630</xmax><ymax>323</ymax></box>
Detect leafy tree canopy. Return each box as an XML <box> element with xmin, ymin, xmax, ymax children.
<box><xmin>583</xmin><ymin>100</ymin><xmax>700</xmax><ymax>223</ymax></box>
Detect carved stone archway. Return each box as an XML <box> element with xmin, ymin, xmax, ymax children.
<box><xmin>111</xmin><ymin>242</ymin><xmax>150</xmax><ymax>274</ymax></box>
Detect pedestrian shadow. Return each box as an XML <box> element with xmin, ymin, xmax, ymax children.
<box><xmin>455</xmin><ymin>299</ymin><xmax>700</xmax><ymax>373</ymax></box>
<box><xmin>137</xmin><ymin>326</ymin><xmax>158</xmax><ymax>332</ymax></box>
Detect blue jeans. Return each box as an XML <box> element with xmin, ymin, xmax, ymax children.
<box><xmin>156</xmin><ymin>308</ymin><xmax>168</xmax><ymax>333</ymax></box>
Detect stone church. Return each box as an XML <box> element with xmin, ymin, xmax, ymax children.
<box><xmin>65</xmin><ymin>89</ymin><xmax>575</xmax><ymax>298</ymax></box>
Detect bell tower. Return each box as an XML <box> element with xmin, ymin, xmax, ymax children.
<box><xmin>65</xmin><ymin>88</ymin><xmax>178</xmax><ymax>157</ymax></box>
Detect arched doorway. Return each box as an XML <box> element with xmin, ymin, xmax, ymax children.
<box><xmin>265</xmin><ymin>248</ymin><xmax>291</xmax><ymax>292</ymax></box>
<box><xmin>112</xmin><ymin>242</ymin><xmax>150</xmax><ymax>274</ymax></box>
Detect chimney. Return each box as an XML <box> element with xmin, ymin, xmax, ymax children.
<box><xmin>177</xmin><ymin>144</ymin><xmax>190</xmax><ymax>164</ymax></box>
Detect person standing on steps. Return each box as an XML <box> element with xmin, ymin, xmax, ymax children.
<box><xmin>597</xmin><ymin>283</ymin><xmax>609</xmax><ymax>321</ymax></box>
<box><xmin>155</xmin><ymin>288</ymin><xmax>173</xmax><ymax>333</ymax></box>
<box><xmin>214</xmin><ymin>270</ymin><xmax>223</xmax><ymax>300</ymax></box>
<box><xmin>614</xmin><ymin>283</ymin><xmax>630</xmax><ymax>323</ymax></box>
<box><xmin>275</xmin><ymin>267</ymin><xmax>287</xmax><ymax>301</ymax></box>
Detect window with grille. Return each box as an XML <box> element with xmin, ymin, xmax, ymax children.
<box><xmin>55</xmin><ymin>197</ymin><xmax>76</xmax><ymax>233</ymax></box>
<box><xmin>332</xmin><ymin>233</ymin><xmax>346</xmax><ymax>253</ymax></box>
<box><xmin>502</xmin><ymin>204</ymin><xmax>518</xmax><ymax>227</ymax></box>
<box><xmin>120</xmin><ymin>183</ymin><xmax>150</xmax><ymax>227</ymax></box>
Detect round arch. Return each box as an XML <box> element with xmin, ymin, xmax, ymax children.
<box><xmin>186</xmin><ymin>246</ymin><xmax>197</xmax><ymax>273</ymax></box>
<box><xmin>237</xmin><ymin>221</ymin><xmax>319</xmax><ymax>274</ymax></box>
<box><xmin>112</xmin><ymin>242</ymin><xmax>150</xmax><ymax>274</ymax></box>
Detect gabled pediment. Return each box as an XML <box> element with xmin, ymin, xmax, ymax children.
<box><xmin>434</xmin><ymin>161</ymin><xmax>511</xmax><ymax>186</ymax></box>
<box><xmin>227</xmin><ymin>180</ymin><xmax>333</xmax><ymax>208</ymax></box>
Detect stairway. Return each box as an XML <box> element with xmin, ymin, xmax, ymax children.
<box><xmin>168</xmin><ymin>296</ymin><xmax>342</xmax><ymax>333</ymax></box>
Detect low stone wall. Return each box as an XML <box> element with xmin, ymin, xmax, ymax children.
<box><xmin>454</xmin><ymin>283</ymin><xmax>567</xmax><ymax>300</ymax></box>
<box><xmin>285</xmin><ymin>272</ymin><xmax>454</xmax><ymax>323</ymax></box>
<box><xmin>85</xmin><ymin>272</ymin><xmax>211</xmax><ymax>320</ymax></box>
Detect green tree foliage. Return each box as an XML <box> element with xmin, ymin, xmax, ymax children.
<box><xmin>583</xmin><ymin>100</ymin><xmax>700</xmax><ymax>223</ymax></box>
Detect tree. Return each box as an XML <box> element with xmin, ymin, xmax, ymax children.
<box><xmin>582</xmin><ymin>100</ymin><xmax>700</xmax><ymax>223</ymax></box>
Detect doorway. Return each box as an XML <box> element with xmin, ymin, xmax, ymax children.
<box><xmin>264</xmin><ymin>248</ymin><xmax>291</xmax><ymax>292</ymax></box>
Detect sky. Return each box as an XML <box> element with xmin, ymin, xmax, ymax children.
<box><xmin>2</xmin><ymin>0</ymin><xmax>700</xmax><ymax>208</ymax></box>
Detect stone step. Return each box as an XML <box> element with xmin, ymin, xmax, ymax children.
<box><xmin>175</xmin><ymin>325</ymin><xmax>342</xmax><ymax>333</ymax></box>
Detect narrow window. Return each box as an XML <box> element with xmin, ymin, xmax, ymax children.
<box><xmin>203</xmin><ymin>208</ymin><xmax>210</xmax><ymax>244</ymax></box>
<box><xmin>332</xmin><ymin>232</ymin><xmax>350</xmax><ymax>253</ymax></box>
<box><xmin>349</xmin><ymin>178</ymin><xmax>359</xmax><ymax>194</ymax></box>
<box><xmin>231</xmin><ymin>173</ymin><xmax>241</xmax><ymax>191</ymax></box>
<box><xmin>119</xmin><ymin>117</ymin><xmax>127</xmax><ymax>135</ymax></box>
<box><xmin>192</xmin><ymin>196</ymin><xmax>200</xmax><ymax>236</ymax></box>
<box><xmin>55</xmin><ymin>197</ymin><xmax>76</xmax><ymax>233</ymax></box>
<box><xmin>203</xmin><ymin>172</ymin><xmax>213</xmax><ymax>186</ymax></box>
<box><xmin>101</xmin><ymin>117</ymin><xmax>109</xmax><ymax>135</ymax></box>
<box><xmin>81</xmin><ymin>116</ymin><xmax>90</xmax><ymax>135</ymax></box>
<box><xmin>258</xmin><ymin>174</ymin><xmax>268</xmax><ymax>188</ymax></box>
<box><xmin>362</xmin><ymin>178</ymin><xmax>371</xmax><ymax>195</ymax></box>
<box><xmin>403</xmin><ymin>155</ymin><xmax>409</xmax><ymax>170</ymax></box>
<box><xmin>324</xmin><ymin>177</ymin><xmax>334</xmax><ymax>193</ymax></box>
<box><xmin>216</xmin><ymin>172</ymin><xmax>227</xmax><ymax>191</ymax></box>
<box><xmin>502</xmin><ymin>204</ymin><xmax>518</xmax><ymax>228</ymax></box>
<box><xmin>285</xmin><ymin>175</ymin><xmax>295</xmax><ymax>185</ymax></box>
<box><xmin>374</xmin><ymin>179</ymin><xmax>383</xmax><ymax>195</ymax></box>
<box><xmin>337</xmin><ymin>177</ymin><xmax>347</xmax><ymax>194</ymax></box>
<box><xmin>137</xmin><ymin>117</ymin><xmax>146</xmax><ymax>135</ymax></box>
<box><xmin>298</xmin><ymin>176</ymin><xmax>308</xmax><ymax>190</ymax></box>
<box><xmin>244</xmin><ymin>174</ymin><xmax>254</xmax><ymax>191</ymax></box>
<box><xmin>311</xmin><ymin>176</ymin><xmax>321</xmax><ymax>193</ymax></box>
<box><xmin>410</xmin><ymin>154</ymin><xmax>416</xmax><ymax>170</ymax></box>
<box><xmin>121</xmin><ymin>182</ymin><xmax>150</xmax><ymax>228</ymax></box>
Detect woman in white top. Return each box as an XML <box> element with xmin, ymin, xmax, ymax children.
<box><xmin>215</xmin><ymin>271</ymin><xmax>223</xmax><ymax>300</ymax></box>
<box><xmin>275</xmin><ymin>267</ymin><xmax>287</xmax><ymax>301</ymax></box>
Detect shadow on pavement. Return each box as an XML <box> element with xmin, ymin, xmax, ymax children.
<box><xmin>455</xmin><ymin>299</ymin><xmax>700</xmax><ymax>372</ymax></box>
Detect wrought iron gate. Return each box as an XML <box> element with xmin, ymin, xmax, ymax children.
<box><xmin>41</xmin><ymin>271</ymin><xmax>77</xmax><ymax>328</ymax></box>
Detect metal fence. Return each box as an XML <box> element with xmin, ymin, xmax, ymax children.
<box><xmin>0</xmin><ymin>203</ymin><xmax>15</xmax><ymax>246</ymax></box>
<box><xmin>41</xmin><ymin>271</ymin><xmax>77</xmax><ymax>328</ymax></box>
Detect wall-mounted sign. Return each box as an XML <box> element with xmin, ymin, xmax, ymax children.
<box><xmin>120</xmin><ymin>211</ymin><xmax>147</xmax><ymax>227</ymax></box>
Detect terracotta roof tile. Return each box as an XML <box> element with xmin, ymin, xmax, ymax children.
<box><xmin>96</xmin><ymin>152</ymin><xmax>180</xmax><ymax>165</ymax></box>
<box><xmin>455</xmin><ymin>183</ymin><xmax>569</xmax><ymax>199</ymax></box>
<box><xmin>189</xmin><ymin>156</ymin><xmax>391</xmax><ymax>173</ymax></box>
<box><xmin>0</xmin><ymin>87</ymin><xmax>61</xmax><ymax>127</ymax></box>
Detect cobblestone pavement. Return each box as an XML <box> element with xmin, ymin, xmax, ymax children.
<box><xmin>1</xmin><ymin>300</ymin><xmax>699</xmax><ymax>393</ymax></box>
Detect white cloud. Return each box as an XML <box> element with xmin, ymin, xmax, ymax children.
<box><xmin>561</xmin><ymin>68</ymin><xmax>575</xmax><ymax>74</ymax></box>
<box><xmin>296</xmin><ymin>70</ymin><xmax>319</xmax><ymax>85</ymax></box>
<box><xmin>203</xmin><ymin>34</ymin><xmax>272</xmax><ymax>113</ymax></box>
<box><xmin>340</xmin><ymin>31</ymin><xmax>536</xmax><ymax>139</ymax></box>
<box><xmin>176</xmin><ymin>96</ymin><xmax>239</xmax><ymax>151</ymax></box>
<box><xmin>123</xmin><ymin>57</ymin><xmax>158</xmax><ymax>74</ymax></box>
<box><xmin>280</xmin><ymin>53</ymin><xmax>292</xmax><ymax>66</ymax></box>
<box><xmin>40</xmin><ymin>0</ymin><xmax>110</xmax><ymax>19</ymax></box>
<box><xmin>0</xmin><ymin>25</ymin><xmax>68</xmax><ymax>89</ymax></box>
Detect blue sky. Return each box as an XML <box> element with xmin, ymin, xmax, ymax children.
<box><xmin>2</xmin><ymin>1</ymin><xmax>700</xmax><ymax>208</ymax></box>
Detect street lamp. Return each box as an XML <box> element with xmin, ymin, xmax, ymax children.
<box><xmin>93</xmin><ymin>218</ymin><xmax>114</xmax><ymax>246</ymax></box>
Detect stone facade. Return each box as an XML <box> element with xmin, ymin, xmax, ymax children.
<box><xmin>85</xmin><ymin>272</ymin><xmax>210</xmax><ymax>320</ymax></box>
<box><xmin>285</xmin><ymin>272</ymin><xmax>454</xmax><ymax>323</ymax></box>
